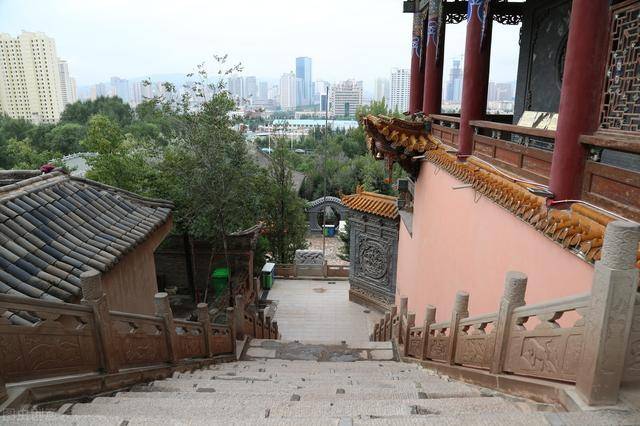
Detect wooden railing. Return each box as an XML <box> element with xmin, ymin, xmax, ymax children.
<box><xmin>372</xmin><ymin>220</ymin><xmax>640</xmax><ymax>406</ymax></box>
<box><xmin>275</xmin><ymin>263</ymin><xmax>350</xmax><ymax>279</ymax></box>
<box><xmin>430</xmin><ymin>114</ymin><xmax>460</xmax><ymax>149</ymax></box>
<box><xmin>580</xmin><ymin>132</ymin><xmax>640</xmax><ymax>222</ymax></box>
<box><xmin>0</xmin><ymin>269</ymin><xmax>280</xmax><ymax>401</ymax></box>
<box><xmin>469</xmin><ymin>120</ymin><xmax>555</xmax><ymax>184</ymax></box>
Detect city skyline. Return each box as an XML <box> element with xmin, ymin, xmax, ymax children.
<box><xmin>0</xmin><ymin>1</ymin><xmax>521</xmax><ymax>88</ymax></box>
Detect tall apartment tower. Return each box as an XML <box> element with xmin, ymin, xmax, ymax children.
<box><xmin>389</xmin><ymin>68</ymin><xmax>410</xmax><ymax>113</ymax></box>
<box><xmin>295</xmin><ymin>57</ymin><xmax>312</xmax><ymax>106</ymax></box>
<box><xmin>329</xmin><ymin>79</ymin><xmax>363</xmax><ymax>118</ymax></box>
<box><xmin>445</xmin><ymin>57</ymin><xmax>463</xmax><ymax>103</ymax></box>
<box><xmin>58</xmin><ymin>60</ymin><xmax>75</xmax><ymax>106</ymax></box>
<box><xmin>374</xmin><ymin>78</ymin><xmax>390</xmax><ymax>103</ymax></box>
<box><xmin>280</xmin><ymin>72</ymin><xmax>297</xmax><ymax>110</ymax></box>
<box><xmin>0</xmin><ymin>31</ymin><xmax>65</xmax><ymax>123</ymax></box>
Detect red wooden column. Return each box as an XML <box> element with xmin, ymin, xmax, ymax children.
<box><xmin>548</xmin><ymin>0</ymin><xmax>610</xmax><ymax>200</ymax></box>
<box><xmin>422</xmin><ymin>2</ymin><xmax>445</xmax><ymax>116</ymax></box>
<box><xmin>458</xmin><ymin>1</ymin><xmax>493</xmax><ymax>157</ymax></box>
<box><xmin>409</xmin><ymin>11</ymin><xmax>425</xmax><ymax>113</ymax></box>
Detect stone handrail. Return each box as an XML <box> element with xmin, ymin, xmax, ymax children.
<box><xmin>0</xmin><ymin>270</ymin><xmax>280</xmax><ymax>403</ymax></box>
<box><xmin>371</xmin><ymin>220</ymin><xmax>640</xmax><ymax>406</ymax></box>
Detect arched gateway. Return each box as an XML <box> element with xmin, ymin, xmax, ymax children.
<box><xmin>306</xmin><ymin>196</ymin><xmax>349</xmax><ymax>233</ymax></box>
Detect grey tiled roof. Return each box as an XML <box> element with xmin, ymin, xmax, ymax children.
<box><xmin>0</xmin><ymin>171</ymin><xmax>173</xmax><ymax>304</ymax></box>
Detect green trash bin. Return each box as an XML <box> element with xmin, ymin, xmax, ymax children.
<box><xmin>211</xmin><ymin>267</ymin><xmax>229</xmax><ymax>296</ymax></box>
<box><xmin>262</xmin><ymin>262</ymin><xmax>275</xmax><ymax>289</ymax></box>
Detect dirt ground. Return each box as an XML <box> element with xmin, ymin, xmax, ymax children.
<box><xmin>305</xmin><ymin>233</ymin><xmax>349</xmax><ymax>266</ymax></box>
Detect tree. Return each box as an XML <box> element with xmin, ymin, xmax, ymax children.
<box><xmin>82</xmin><ymin>114</ymin><xmax>158</xmax><ymax>194</ymax></box>
<box><xmin>61</xmin><ymin>96</ymin><xmax>134</xmax><ymax>127</ymax></box>
<box><xmin>260</xmin><ymin>139</ymin><xmax>308</xmax><ymax>263</ymax></box>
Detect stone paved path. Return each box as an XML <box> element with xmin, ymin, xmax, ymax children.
<box><xmin>244</xmin><ymin>339</ymin><xmax>395</xmax><ymax>362</ymax></box>
<box><xmin>268</xmin><ymin>279</ymin><xmax>382</xmax><ymax>342</ymax></box>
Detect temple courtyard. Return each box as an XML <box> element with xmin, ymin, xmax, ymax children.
<box><xmin>267</xmin><ymin>279</ymin><xmax>382</xmax><ymax>343</ymax></box>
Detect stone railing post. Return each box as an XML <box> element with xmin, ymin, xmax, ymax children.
<box><xmin>398</xmin><ymin>296</ymin><xmax>408</xmax><ymax>344</ymax></box>
<box><xmin>226</xmin><ymin>306</ymin><xmax>237</xmax><ymax>356</ymax></box>
<box><xmin>81</xmin><ymin>270</ymin><xmax>119</xmax><ymax>373</ymax></box>
<box><xmin>272</xmin><ymin>321</ymin><xmax>279</xmax><ymax>339</ymax></box>
<box><xmin>155</xmin><ymin>292</ymin><xmax>179</xmax><ymax>364</ymax></box>
<box><xmin>490</xmin><ymin>271</ymin><xmax>528</xmax><ymax>374</ymax></box>
<box><xmin>258</xmin><ymin>310</ymin><xmax>266</xmax><ymax>338</ymax></box>
<box><xmin>421</xmin><ymin>305</ymin><xmax>436</xmax><ymax>360</ymax></box>
<box><xmin>373</xmin><ymin>323</ymin><xmax>380</xmax><ymax>341</ymax></box>
<box><xmin>384</xmin><ymin>312</ymin><xmax>391</xmax><ymax>341</ymax></box>
<box><xmin>447</xmin><ymin>291</ymin><xmax>469</xmax><ymax>365</ymax></box>
<box><xmin>234</xmin><ymin>295</ymin><xmax>245</xmax><ymax>340</ymax></box>
<box><xmin>0</xmin><ymin>376</ymin><xmax>7</xmax><ymax>403</ymax></box>
<box><xmin>403</xmin><ymin>312</ymin><xmax>416</xmax><ymax>357</ymax></box>
<box><xmin>266</xmin><ymin>315</ymin><xmax>272</xmax><ymax>339</ymax></box>
<box><xmin>197</xmin><ymin>303</ymin><xmax>213</xmax><ymax>358</ymax></box>
<box><xmin>390</xmin><ymin>306</ymin><xmax>398</xmax><ymax>341</ymax></box>
<box><xmin>577</xmin><ymin>221</ymin><xmax>640</xmax><ymax>406</ymax></box>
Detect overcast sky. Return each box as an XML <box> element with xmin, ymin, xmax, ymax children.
<box><xmin>0</xmin><ymin>0</ymin><xmax>520</xmax><ymax>90</ymax></box>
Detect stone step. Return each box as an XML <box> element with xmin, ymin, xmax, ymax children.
<box><xmin>4</xmin><ymin>411</ymin><xmax>640</xmax><ymax>426</ymax></box>
<box><xmin>70</xmin><ymin>396</ymin><xmax>521</xmax><ymax>419</ymax></box>
<box><xmin>204</xmin><ymin>360</ymin><xmax>416</xmax><ymax>373</ymax></box>
<box><xmin>149</xmin><ymin>378</ymin><xmax>469</xmax><ymax>394</ymax></box>
<box><xmin>116</xmin><ymin>384</ymin><xmax>481</xmax><ymax>400</ymax></box>
<box><xmin>172</xmin><ymin>371</ymin><xmax>437</xmax><ymax>382</ymax></box>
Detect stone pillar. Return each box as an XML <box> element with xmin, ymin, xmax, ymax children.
<box><xmin>234</xmin><ymin>294</ymin><xmax>245</xmax><ymax>340</ymax></box>
<box><xmin>421</xmin><ymin>305</ymin><xmax>436</xmax><ymax>360</ymax></box>
<box><xmin>490</xmin><ymin>271</ymin><xmax>528</xmax><ymax>374</ymax></box>
<box><xmin>403</xmin><ymin>312</ymin><xmax>416</xmax><ymax>357</ymax></box>
<box><xmin>457</xmin><ymin>0</ymin><xmax>493</xmax><ymax>156</ymax></box>
<box><xmin>409</xmin><ymin>11</ymin><xmax>425</xmax><ymax>113</ymax></box>
<box><xmin>390</xmin><ymin>305</ymin><xmax>398</xmax><ymax>341</ymax></box>
<box><xmin>548</xmin><ymin>0</ymin><xmax>610</xmax><ymax>200</ymax></box>
<box><xmin>577</xmin><ymin>221</ymin><xmax>640</xmax><ymax>405</ymax></box>
<box><xmin>373</xmin><ymin>323</ymin><xmax>380</xmax><ymax>342</ymax></box>
<box><xmin>81</xmin><ymin>270</ymin><xmax>119</xmax><ymax>373</ymax></box>
<box><xmin>422</xmin><ymin>0</ymin><xmax>445</xmax><ymax>116</ymax></box>
<box><xmin>272</xmin><ymin>321</ymin><xmax>279</xmax><ymax>339</ymax></box>
<box><xmin>447</xmin><ymin>291</ymin><xmax>469</xmax><ymax>365</ymax></box>
<box><xmin>226</xmin><ymin>306</ymin><xmax>237</xmax><ymax>356</ymax></box>
<box><xmin>155</xmin><ymin>292</ymin><xmax>178</xmax><ymax>364</ymax></box>
<box><xmin>197</xmin><ymin>303</ymin><xmax>213</xmax><ymax>358</ymax></box>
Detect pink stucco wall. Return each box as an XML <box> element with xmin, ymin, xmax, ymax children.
<box><xmin>396</xmin><ymin>161</ymin><xmax>594</xmax><ymax>324</ymax></box>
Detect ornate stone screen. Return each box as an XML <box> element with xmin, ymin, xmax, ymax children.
<box><xmin>348</xmin><ymin>211</ymin><xmax>399</xmax><ymax>307</ymax></box>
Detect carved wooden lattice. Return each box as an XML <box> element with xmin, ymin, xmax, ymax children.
<box><xmin>600</xmin><ymin>1</ymin><xmax>640</xmax><ymax>132</ymax></box>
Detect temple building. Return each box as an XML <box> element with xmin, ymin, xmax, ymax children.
<box><xmin>363</xmin><ymin>0</ymin><xmax>640</xmax><ymax>323</ymax></box>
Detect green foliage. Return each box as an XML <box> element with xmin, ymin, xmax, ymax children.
<box><xmin>259</xmin><ymin>139</ymin><xmax>308</xmax><ymax>263</ymax></box>
<box><xmin>338</xmin><ymin>220</ymin><xmax>351</xmax><ymax>261</ymax></box>
<box><xmin>60</xmin><ymin>96</ymin><xmax>133</xmax><ymax>127</ymax></box>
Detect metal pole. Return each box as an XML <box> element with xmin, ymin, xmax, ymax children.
<box><xmin>322</xmin><ymin>86</ymin><xmax>328</xmax><ymax>273</ymax></box>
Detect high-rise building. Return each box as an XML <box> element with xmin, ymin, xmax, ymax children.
<box><xmin>389</xmin><ymin>68</ymin><xmax>410</xmax><ymax>113</ymax></box>
<box><xmin>0</xmin><ymin>31</ymin><xmax>65</xmax><ymax>123</ymax></box>
<box><xmin>110</xmin><ymin>77</ymin><xmax>129</xmax><ymax>102</ymax></box>
<box><xmin>70</xmin><ymin>77</ymin><xmax>77</xmax><ymax>104</ymax></box>
<box><xmin>329</xmin><ymin>79</ymin><xmax>363</xmax><ymax>118</ymax></box>
<box><xmin>228</xmin><ymin>76</ymin><xmax>244</xmax><ymax>100</ymax></box>
<box><xmin>58</xmin><ymin>60</ymin><xmax>75</xmax><ymax>106</ymax></box>
<box><xmin>375</xmin><ymin>77</ymin><xmax>390</xmax><ymax>103</ymax></box>
<box><xmin>279</xmin><ymin>72</ymin><xmax>297</xmax><ymax>110</ymax></box>
<box><xmin>245</xmin><ymin>76</ymin><xmax>257</xmax><ymax>101</ymax></box>
<box><xmin>258</xmin><ymin>81</ymin><xmax>269</xmax><ymax>101</ymax></box>
<box><xmin>295</xmin><ymin>57</ymin><xmax>312</xmax><ymax>106</ymax></box>
<box><xmin>445</xmin><ymin>57</ymin><xmax>463</xmax><ymax>103</ymax></box>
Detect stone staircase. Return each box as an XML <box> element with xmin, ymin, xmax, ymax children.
<box><xmin>2</xmin><ymin>341</ymin><xmax>639</xmax><ymax>425</ymax></box>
